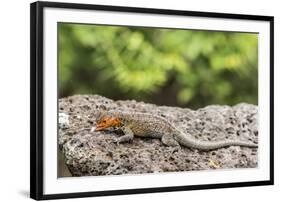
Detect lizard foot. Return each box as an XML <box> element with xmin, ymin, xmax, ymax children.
<box><xmin>113</xmin><ymin>136</ymin><xmax>133</xmax><ymax>146</ymax></box>
<box><xmin>161</xmin><ymin>134</ymin><xmax>180</xmax><ymax>147</ymax></box>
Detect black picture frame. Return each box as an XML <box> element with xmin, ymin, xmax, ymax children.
<box><xmin>30</xmin><ymin>1</ymin><xmax>274</xmax><ymax>200</ymax></box>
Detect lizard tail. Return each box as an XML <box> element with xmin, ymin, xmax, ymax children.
<box><xmin>175</xmin><ymin>132</ymin><xmax>258</xmax><ymax>151</ymax></box>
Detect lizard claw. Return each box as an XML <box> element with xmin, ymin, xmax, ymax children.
<box><xmin>112</xmin><ymin>138</ymin><xmax>121</xmax><ymax>146</ymax></box>
<box><xmin>171</xmin><ymin>146</ymin><xmax>181</xmax><ymax>153</ymax></box>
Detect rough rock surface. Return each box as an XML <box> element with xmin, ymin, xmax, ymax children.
<box><xmin>59</xmin><ymin>95</ymin><xmax>258</xmax><ymax>177</ymax></box>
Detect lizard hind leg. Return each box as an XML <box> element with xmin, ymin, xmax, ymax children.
<box><xmin>161</xmin><ymin>134</ymin><xmax>180</xmax><ymax>147</ymax></box>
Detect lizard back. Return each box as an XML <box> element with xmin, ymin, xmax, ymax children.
<box><xmin>99</xmin><ymin>110</ymin><xmax>175</xmax><ymax>138</ymax></box>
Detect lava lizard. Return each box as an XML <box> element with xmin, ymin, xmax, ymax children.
<box><xmin>94</xmin><ymin>110</ymin><xmax>257</xmax><ymax>151</ymax></box>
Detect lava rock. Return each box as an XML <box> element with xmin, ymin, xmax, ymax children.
<box><xmin>59</xmin><ymin>95</ymin><xmax>258</xmax><ymax>176</ymax></box>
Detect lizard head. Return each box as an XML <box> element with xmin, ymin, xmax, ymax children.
<box><xmin>95</xmin><ymin>116</ymin><xmax>121</xmax><ymax>131</ymax></box>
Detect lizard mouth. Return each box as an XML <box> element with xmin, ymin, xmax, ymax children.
<box><xmin>95</xmin><ymin>126</ymin><xmax>104</xmax><ymax>131</ymax></box>
<box><xmin>94</xmin><ymin>124</ymin><xmax>107</xmax><ymax>131</ymax></box>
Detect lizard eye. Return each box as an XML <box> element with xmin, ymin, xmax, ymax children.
<box><xmin>102</xmin><ymin>120</ymin><xmax>106</xmax><ymax>123</ymax></box>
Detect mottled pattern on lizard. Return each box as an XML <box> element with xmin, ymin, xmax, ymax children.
<box><xmin>94</xmin><ymin>110</ymin><xmax>258</xmax><ymax>151</ymax></box>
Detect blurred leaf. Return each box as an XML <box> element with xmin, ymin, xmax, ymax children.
<box><xmin>178</xmin><ymin>88</ymin><xmax>194</xmax><ymax>104</ymax></box>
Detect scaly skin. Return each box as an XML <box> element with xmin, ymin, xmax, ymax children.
<box><xmin>94</xmin><ymin>110</ymin><xmax>258</xmax><ymax>151</ymax></box>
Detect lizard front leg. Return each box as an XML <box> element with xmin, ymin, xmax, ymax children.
<box><xmin>116</xmin><ymin>127</ymin><xmax>134</xmax><ymax>144</ymax></box>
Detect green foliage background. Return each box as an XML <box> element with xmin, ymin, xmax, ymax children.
<box><xmin>59</xmin><ymin>23</ymin><xmax>258</xmax><ymax>109</ymax></box>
